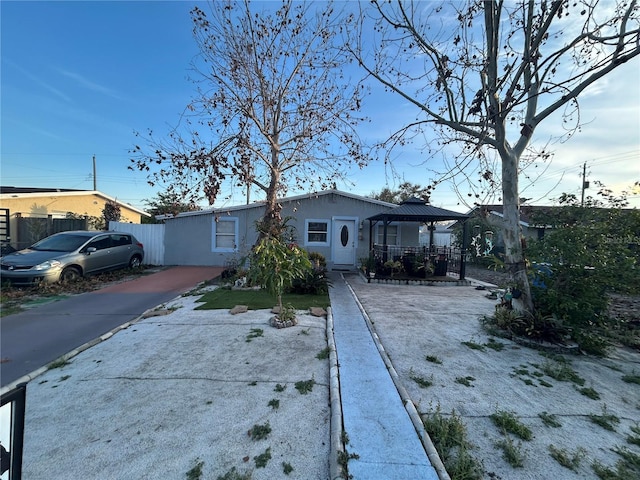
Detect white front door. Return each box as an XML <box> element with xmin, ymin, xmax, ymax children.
<box><xmin>333</xmin><ymin>219</ymin><xmax>356</xmax><ymax>266</ymax></box>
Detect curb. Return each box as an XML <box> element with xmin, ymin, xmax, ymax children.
<box><xmin>343</xmin><ymin>277</ymin><xmax>452</xmax><ymax>480</ymax></box>
<box><xmin>327</xmin><ymin>306</ymin><xmax>346</xmax><ymax>480</ymax></box>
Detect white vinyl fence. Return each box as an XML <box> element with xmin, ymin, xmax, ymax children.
<box><xmin>109</xmin><ymin>222</ymin><xmax>165</xmax><ymax>266</ymax></box>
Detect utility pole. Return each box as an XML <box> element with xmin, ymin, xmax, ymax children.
<box><xmin>580</xmin><ymin>162</ymin><xmax>589</xmax><ymax>207</ymax></box>
<box><xmin>93</xmin><ymin>155</ymin><xmax>97</xmax><ymax>191</ymax></box>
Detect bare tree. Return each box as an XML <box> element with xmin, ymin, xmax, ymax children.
<box><xmin>130</xmin><ymin>0</ymin><xmax>366</xmax><ymax>237</ymax></box>
<box><xmin>351</xmin><ymin>0</ymin><xmax>639</xmax><ymax>311</ymax></box>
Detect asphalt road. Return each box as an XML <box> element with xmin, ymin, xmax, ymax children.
<box><xmin>0</xmin><ymin>266</ymin><xmax>223</xmax><ymax>388</ymax></box>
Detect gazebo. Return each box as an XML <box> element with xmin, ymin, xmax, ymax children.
<box><xmin>366</xmin><ymin>197</ymin><xmax>470</xmax><ymax>280</ymax></box>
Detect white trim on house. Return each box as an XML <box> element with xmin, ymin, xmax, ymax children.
<box><xmin>211</xmin><ymin>217</ymin><xmax>239</xmax><ymax>252</ymax></box>
<box><xmin>304</xmin><ymin>218</ymin><xmax>331</xmax><ymax>247</ymax></box>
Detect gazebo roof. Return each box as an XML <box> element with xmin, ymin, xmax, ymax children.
<box><xmin>367</xmin><ymin>197</ymin><xmax>469</xmax><ymax>223</ymax></box>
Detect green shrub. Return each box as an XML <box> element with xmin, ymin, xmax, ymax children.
<box><xmin>308</xmin><ymin>251</ymin><xmax>327</xmax><ymax>269</ymax></box>
<box><xmin>288</xmin><ymin>266</ymin><xmax>331</xmax><ymax>295</ymax></box>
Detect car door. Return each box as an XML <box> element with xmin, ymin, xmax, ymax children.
<box><xmin>108</xmin><ymin>234</ymin><xmax>133</xmax><ymax>268</ymax></box>
<box><xmin>82</xmin><ymin>235</ymin><xmax>114</xmax><ymax>274</ymax></box>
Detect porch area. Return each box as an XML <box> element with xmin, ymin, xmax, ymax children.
<box><xmin>365</xmin><ymin>244</ymin><xmax>469</xmax><ymax>285</ymax></box>
<box><xmin>365</xmin><ymin>197</ymin><xmax>470</xmax><ymax>286</ymax></box>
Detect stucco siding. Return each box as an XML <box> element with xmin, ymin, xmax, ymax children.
<box><xmin>163</xmin><ymin>192</ymin><xmax>409</xmax><ymax>268</ymax></box>
<box><xmin>0</xmin><ymin>195</ymin><xmax>142</xmax><ymax>223</ymax></box>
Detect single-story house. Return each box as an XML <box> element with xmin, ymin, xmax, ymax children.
<box><xmin>0</xmin><ymin>186</ymin><xmax>150</xmax><ymax>249</ymax></box>
<box><xmin>161</xmin><ymin>189</ymin><xmax>418</xmax><ymax>270</ymax></box>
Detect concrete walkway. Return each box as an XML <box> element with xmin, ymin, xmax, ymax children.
<box><xmin>329</xmin><ymin>272</ymin><xmax>440</xmax><ymax>480</ymax></box>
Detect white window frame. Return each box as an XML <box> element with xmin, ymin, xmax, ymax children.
<box><xmin>212</xmin><ymin>217</ymin><xmax>239</xmax><ymax>252</ymax></box>
<box><xmin>375</xmin><ymin>223</ymin><xmax>401</xmax><ymax>246</ymax></box>
<box><xmin>304</xmin><ymin>219</ymin><xmax>331</xmax><ymax>247</ymax></box>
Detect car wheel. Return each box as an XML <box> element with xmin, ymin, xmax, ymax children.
<box><xmin>60</xmin><ymin>266</ymin><xmax>81</xmax><ymax>283</ymax></box>
<box><xmin>129</xmin><ymin>255</ymin><xmax>142</xmax><ymax>269</ymax></box>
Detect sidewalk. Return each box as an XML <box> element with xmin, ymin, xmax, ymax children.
<box><xmin>329</xmin><ymin>272</ymin><xmax>441</xmax><ymax>479</ymax></box>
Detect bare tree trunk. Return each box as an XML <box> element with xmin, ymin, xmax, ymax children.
<box><xmin>500</xmin><ymin>149</ymin><xmax>533</xmax><ymax>313</ymax></box>
<box><xmin>257</xmin><ymin>145</ymin><xmax>283</xmax><ymax>241</ymax></box>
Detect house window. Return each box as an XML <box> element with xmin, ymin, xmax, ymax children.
<box><xmin>305</xmin><ymin>220</ymin><xmax>330</xmax><ymax>246</ymax></box>
<box><xmin>376</xmin><ymin>224</ymin><xmax>400</xmax><ymax>245</ymax></box>
<box><xmin>212</xmin><ymin>218</ymin><xmax>238</xmax><ymax>252</ymax></box>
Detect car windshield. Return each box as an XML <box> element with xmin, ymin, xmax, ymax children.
<box><xmin>31</xmin><ymin>234</ymin><xmax>90</xmax><ymax>252</ymax></box>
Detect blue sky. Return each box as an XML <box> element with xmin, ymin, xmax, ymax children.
<box><xmin>2</xmin><ymin>1</ymin><xmax>639</xmax><ymax>212</ymax></box>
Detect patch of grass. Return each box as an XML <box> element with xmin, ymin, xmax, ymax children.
<box><xmin>589</xmin><ymin>408</ymin><xmax>620</xmax><ymax>432</ymax></box>
<box><xmin>549</xmin><ymin>444</ymin><xmax>585</xmax><ymax>471</ymax></box>
<box><xmin>627</xmin><ymin>424</ymin><xmax>640</xmax><ymax>446</ymax></box>
<box><xmin>622</xmin><ymin>373</ymin><xmax>640</xmax><ymax>385</ymax></box>
<box><xmin>578</xmin><ymin>386</ymin><xmax>601</xmax><ymax>400</ymax></box>
<box><xmin>282</xmin><ymin>462</ymin><xmax>293</xmax><ymax>475</ymax></box>
<box><xmin>513</xmin><ymin>367</ymin><xmax>530</xmax><ymax>376</ymax></box>
<box><xmin>539</xmin><ymin>412</ymin><xmax>562</xmax><ymax>428</ymax></box>
<box><xmin>196</xmin><ymin>288</ymin><xmax>329</xmax><ymax>310</ymax></box>
<box><xmin>461</xmin><ymin>340</ymin><xmax>485</xmax><ymax>351</ymax></box>
<box><xmin>495</xmin><ymin>436</ymin><xmax>525</xmax><ymax>468</ymax></box>
<box><xmin>274</xmin><ymin>383</ymin><xmax>286</xmax><ymax>392</ymax></box>
<box><xmin>425</xmin><ymin>355</ymin><xmax>442</xmax><ymax>364</ymax></box>
<box><xmin>186</xmin><ymin>459</ymin><xmax>204</xmax><ymax>480</ymax></box>
<box><xmin>336</xmin><ymin>450</ymin><xmax>360</xmax><ymax>472</ymax></box>
<box><xmin>538</xmin><ymin>379</ymin><xmax>554</xmax><ymax>388</ymax></box>
<box><xmin>316</xmin><ymin>347</ymin><xmax>330</xmax><ymax>360</ymax></box>
<box><xmin>410</xmin><ymin>372</ymin><xmax>433</xmax><ymax>389</ymax></box>
<box><xmin>295</xmin><ymin>378</ymin><xmax>315</xmax><ymax>394</ymax></box>
<box><xmin>268</xmin><ymin>399</ymin><xmax>280</xmax><ymax>410</ymax></box>
<box><xmin>612</xmin><ymin>445</ymin><xmax>640</xmax><ymax>470</ymax></box>
<box><xmin>246</xmin><ymin>328</ymin><xmax>263</xmax><ymax>342</ymax></box>
<box><xmin>591</xmin><ymin>460</ymin><xmax>627</xmax><ymax>480</ymax></box>
<box><xmin>591</xmin><ymin>446</ymin><xmax>640</xmax><ymax>480</ymax></box>
<box><xmin>485</xmin><ymin>338</ymin><xmax>505</xmax><ymax>351</ymax></box>
<box><xmin>421</xmin><ymin>406</ymin><xmax>484</xmax><ymax>479</ymax></box>
<box><xmin>248</xmin><ymin>422</ymin><xmax>271</xmax><ymax>440</ymax></box>
<box><xmin>59</xmin><ymin>375</ymin><xmax>71</xmax><ymax>382</ymax></box>
<box><xmin>455</xmin><ymin>376</ymin><xmax>476</xmax><ymax>387</ymax></box>
<box><xmin>254</xmin><ymin>447</ymin><xmax>271</xmax><ymax>468</ymax></box>
<box><xmin>47</xmin><ymin>358</ymin><xmax>70</xmax><ymax>370</ymax></box>
<box><xmin>541</xmin><ymin>359</ymin><xmax>585</xmax><ymax>386</ymax></box>
<box><xmin>490</xmin><ymin>410</ymin><xmax>533</xmax><ymax>441</ymax></box>
<box><xmin>215</xmin><ymin>467</ymin><xmax>251</xmax><ymax>480</ymax></box>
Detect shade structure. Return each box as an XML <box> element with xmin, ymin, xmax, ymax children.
<box><xmin>366</xmin><ymin>197</ymin><xmax>470</xmax><ymax>279</ymax></box>
<box><xmin>366</xmin><ymin>197</ymin><xmax>469</xmax><ymax>223</ymax></box>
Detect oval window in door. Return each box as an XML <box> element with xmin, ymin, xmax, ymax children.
<box><xmin>340</xmin><ymin>225</ymin><xmax>349</xmax><ymax>246</ymax></box>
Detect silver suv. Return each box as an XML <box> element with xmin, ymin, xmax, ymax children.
<box><xmin>0</xmin><ymin>231</ymin><xmax>144</xmax><ymax>285</ymax></box>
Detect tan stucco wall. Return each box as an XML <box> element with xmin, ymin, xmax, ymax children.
<box><xmin>0</xmin><ymin>193</ymin><xmax>143</xmax><ymax>223</ymax></box>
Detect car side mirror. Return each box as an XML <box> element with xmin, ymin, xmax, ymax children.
<box><xmin>86</xmin><ymin>247</ymin><xmax>97</xmax><ymax>254</ymax></box>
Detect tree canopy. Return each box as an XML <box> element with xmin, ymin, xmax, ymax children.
<box><xmin>370</xmin><ymin>182</ymin><xmax>433</xmax><ymax>204</ymax></box>
<box><xmin>130</xmin><ymin>0</ymin><xmax>367</xmax><ymax>236</ymax></box>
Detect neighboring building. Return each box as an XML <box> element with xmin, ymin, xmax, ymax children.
<box><xmin>0</xmin><ymin>186</ymin><xmax>150</xmax><ymax>249</ymax></box>
<box><xmin>161</xmin><ymin>189</ymin><xmax>416</xmax><ymax>269</ymax></box>
<box><xmin>463</xmin><ymin>204</ymin><xmax>561</xmax><ymax>256</ymax></box>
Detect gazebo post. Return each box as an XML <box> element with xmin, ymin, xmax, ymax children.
<box><xmin>382</xmin><ymin>219</ymin><xmax>389</xmax><ymax>262</ymax></box>
<box><xmin>460</xmin><ymin>221</ymin><xmax>468</xmax><ymax>280</ymax></box>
